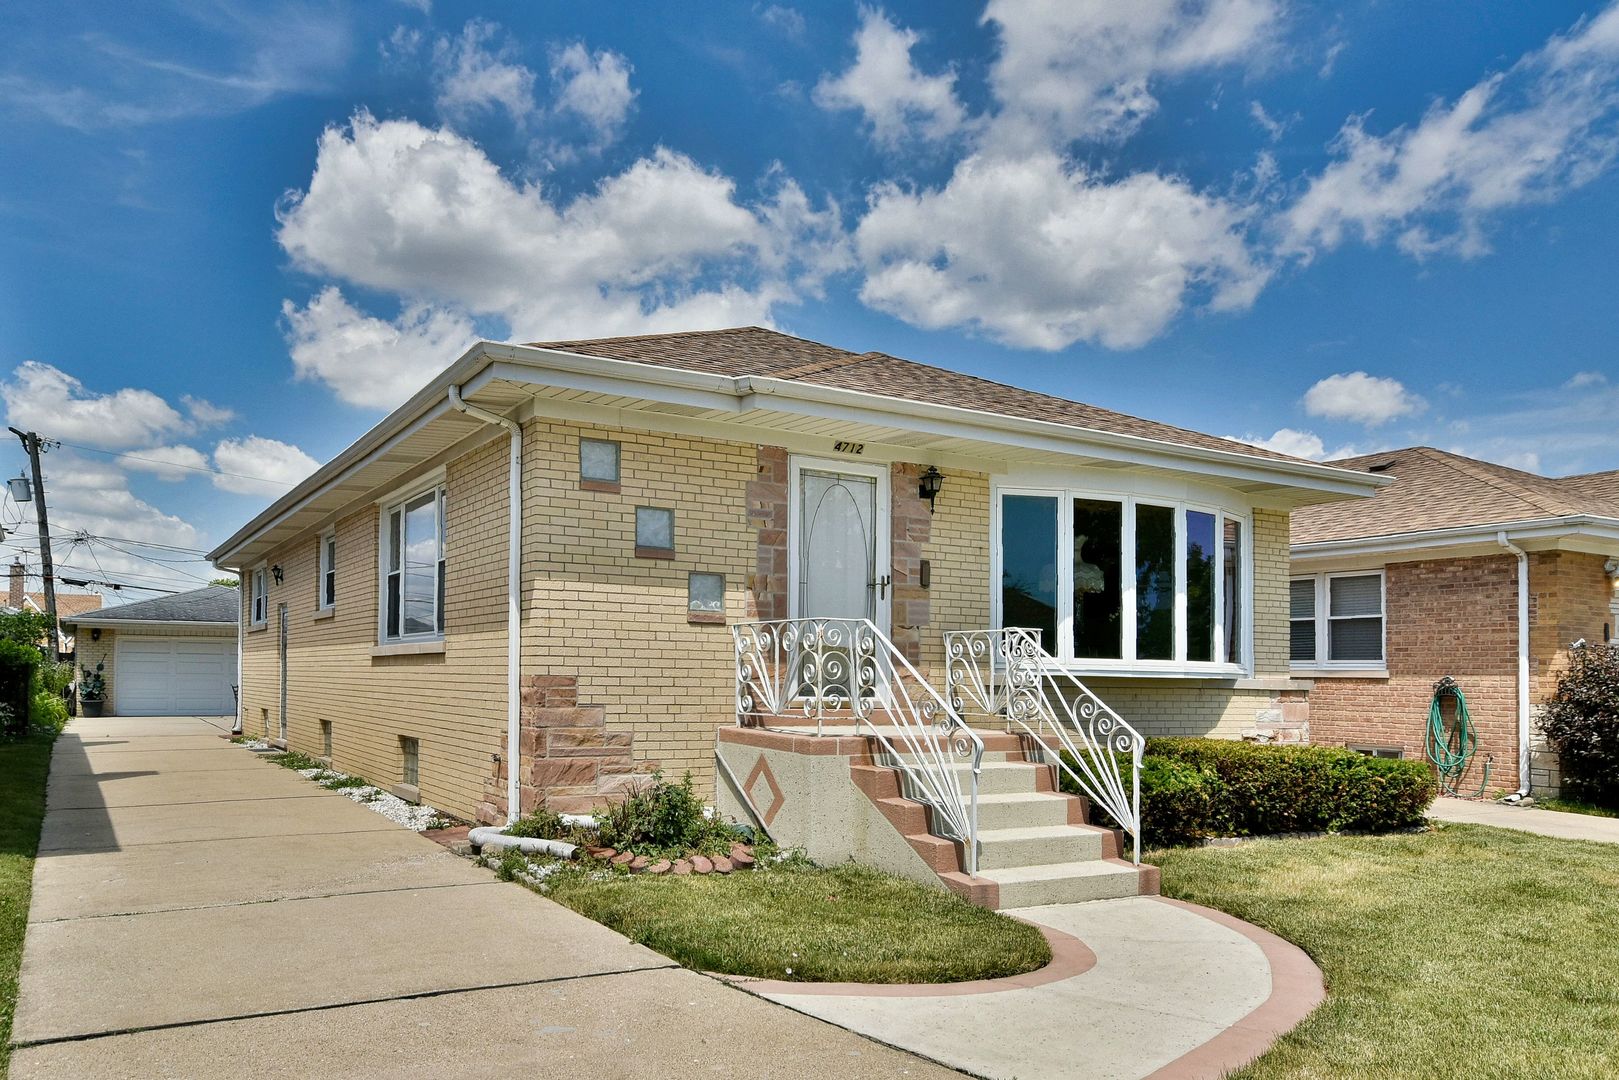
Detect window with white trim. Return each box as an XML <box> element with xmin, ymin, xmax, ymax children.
<box><xmin>382</xmin><ymin>486</ymin><xmax>446</xmax><ymax>641</ymax></box>
<box><xmin>996</xmin><ymin>490</ymin><xmax>1250</xmax><ymax>669</ymax></box>
<box><xmin>1290</xmin><ymin>572</ymin><xmax>1385</xmax><ymax>666</ymax></box>
<box><xmin>250</xmin><ymin>567</ymin><xmax>268</xmax><ymax>626</ymax></box>
<box><xmin>318</xmin><ymin>531</ymin><xmax>336</xmax><ymax>610</ymax></box>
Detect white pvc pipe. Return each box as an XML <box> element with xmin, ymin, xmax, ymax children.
<box><xmin>1497</xmin><ymin>532</ymin><xmax>1532</xmax><ymax>796</ymax></box>
<box><xmin>467</xmin><ymin>827</ymin><xmax>577</xmax><ymax>859</ymax></box>
<box><xmin>449</xmin><ymin>385</ymin><xmax>524</xmax><ymax>824</ymax></box>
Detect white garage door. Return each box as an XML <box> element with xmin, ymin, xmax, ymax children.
<box><xmin>115</xmin><ymin>637</ymin><xmax>236</xmax><ymax>716</ymax></box>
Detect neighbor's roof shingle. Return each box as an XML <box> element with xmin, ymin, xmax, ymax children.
<box><xmin>64</xmin><ymin>585</ymin><xmax>239</xmax><ymax>625</ymax></box>
<box><xmin>528</xmin><ymin>326</ymin><xmax>1311</xmax><ymax>465</ymax></box>
<box><xmin>1291</xmin><ymin>447</ymin><xmax>1619</xmax><ymax>545</ymax></box>
<box><xmin>29</xmin><ymin>593</ymin><xmax>102</xmax><ymax>618</ymax></box>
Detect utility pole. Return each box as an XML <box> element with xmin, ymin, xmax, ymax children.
<box><xmin>9</xmin><ymin>427</ymin><xmax>58</xmax><ymax>658</ymax></box>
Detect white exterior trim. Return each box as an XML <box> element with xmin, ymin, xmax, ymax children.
<box><xmin>1289</xmin><ymin>570</ymin><xmax>1386</xmax><ymax>670</ymax></box>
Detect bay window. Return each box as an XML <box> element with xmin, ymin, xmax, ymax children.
<box><xmin>382</xmin><ymin>485</ymin><xmax>446</xmax><ymax>642</ymax></box>
<box><xmin>996</xmin><ymin>489</ymin><xmax>1249</xmax><ymax>671</ymax></box>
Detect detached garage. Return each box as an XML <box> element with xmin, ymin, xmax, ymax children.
<box><xmin>64</xmin><ymin>585</ymin><xmax>239</xmax><ymax>717</ymax></box>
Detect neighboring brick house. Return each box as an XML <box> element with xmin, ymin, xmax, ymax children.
<box><xmin>1291</xmin><ymin>448</ymin><xmax>1619</xmax><ymax>797</ymax></box>
<box><xmin>209</xmin><ymin>327</ymin><xmax>1383</xmax><ymax>827</ymax></box>
<box><xmin>7</xmin><ymin>561</ymin><xmax>103</xmax><ymax>652</ymax></box>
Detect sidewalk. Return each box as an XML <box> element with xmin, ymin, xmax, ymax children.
<box><xmin>10</xmin><ymin>716</ymin><xmax>953</xmax><ymax>1079</ymax></box>
<box><xmin>731</xmin><ymin>894</ymin><xmax>1325</xmax><ymax>1080</ymax></box>
<box><xmin>1427</xmin><ymin>796</ymin><xmax>1619</xmax><ymax>844</ymax></box>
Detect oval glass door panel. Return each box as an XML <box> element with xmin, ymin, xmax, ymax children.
<box><xmin>799</xmin><ymin>470</ymin><xmax>876</xmax><ymax>621</ymax></box>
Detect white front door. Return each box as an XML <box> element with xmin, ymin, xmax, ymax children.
<box><xmin>791</xmin><ymin>459</ymin><xmax>890</xmax><ymax>632</ymax></box>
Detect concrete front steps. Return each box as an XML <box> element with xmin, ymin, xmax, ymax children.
<box><xmin>848</xmin><ymin>729</ymin><xmax>1157</xmax><ymax>909</ymax></box>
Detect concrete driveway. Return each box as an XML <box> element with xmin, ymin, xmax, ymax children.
<box><xmin>9</xmin><ymin>716</ymin><xmax>953</xmax><ymax>1079</ymax></box>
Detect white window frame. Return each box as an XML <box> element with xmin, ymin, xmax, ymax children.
<box><xmin>378</xmin><ymin>483</ymin><xmax>447</xmax><ymax>644</ymax></box>
<box><xmin>1290</xmin><ymin>570</ymin><xmax>1387</xmax><ymax>670</ymax></box>
<box><xmin>317</xmin><ymin>530</ymin><xmax>336</xmax><ymax>611</ymax></box>
<box><xmin>249</xmin><ymin>566</ymin><xmax>268</xmax><ymax>628</ymax></box>
<box><xmin>990</xmin><ymin>485</ymin><xmax>1252</xmax><ymax>677</ymax></box>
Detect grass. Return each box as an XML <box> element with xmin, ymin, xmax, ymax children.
<box><xmin>1</xmin><ymin>733</ymin><xmax>55</xmax><ymax>1077</ymax></box>
<box><xmin>1535</xmin><ymin>797</ymin><xmax>1619</xmax><ymax>819</ymax></box>
<box><xmin>548</xmin><ymin>859</ymin><xmax>1051</xmax><ymax>984</ymax></box>
<box><xmin>1151</xmin><ymin>823</ymin><xmax>1619</xmax><ymax>1079</ymax></box>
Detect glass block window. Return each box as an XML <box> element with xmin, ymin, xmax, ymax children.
<box><xmin>635</xmin><ymin>506</ymin><xmax>675</xmax><ymax>555</ymax></box>
<box><xmin>688</xmin><ymin>572</ymin><xmax>725</xmax><ymax>618</ymax></box>
<box><xmin>580</xmin><ymin>438</ymin><xmax>621</xmax><ymax>485</ymax></box>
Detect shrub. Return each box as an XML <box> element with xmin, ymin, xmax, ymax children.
<box><xmin>1059</xmin><ymin>751</ymin><xmax>1222</xmax><ymax>848</ymax></box>
<box><xmin>1539</xmin><ymin>644</ymin><xmax>1619</xmax><ymax>809</ymax></box>
<box><xmin>595</xmin><ymin>772</ymin><xmax>743</xmax><ymax>858</ymax></box>
<box><xmin>1147</xmin><ymin>737</ymin><xmax>1436</xmax><ymax>837</ymax></box>
<box><xmin>0</xmin><ymin>639</ymin><xmax>40</xmax><ymax>737</ymax></box>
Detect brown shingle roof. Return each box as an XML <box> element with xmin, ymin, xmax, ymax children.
<box><xmin>28</xmin><ymin>593</ymin><xmax>102</xmax><ymax>618</ymax></box>
<box><xmin>527</xmin><ymin>326</ymin><xmax>1313</xmax><ymax>465</ymax></box>
<box><xmin>1291</xmin><ymin>447</ymin><xmax>1619</xmax><ymax>545</ymax></box>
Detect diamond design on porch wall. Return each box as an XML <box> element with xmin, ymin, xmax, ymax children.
<box><xmin>744</xmin><ymin>753</ymin><xmax>787</xmax><ymax>826</ymax></box>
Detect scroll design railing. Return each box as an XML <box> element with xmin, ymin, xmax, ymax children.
<box><xmin>945</xmin><ymin>628</ymin><xmax>1145</xmax><ymax>865</ymax></box>
<box><xmin>732</xmin><ymin>618</ymin><xmax>984</xmax><ymax>875</ymax></box>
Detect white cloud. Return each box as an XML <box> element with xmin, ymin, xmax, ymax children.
<box><xmin>121</xmin><ymin>444</ymin><xmax>212</xmax><ymax>482</ymax></box>
<box><xmin>549</xmin><ymin>43</ymin><xmax>636</xmax><ymax>150</ymax></box>
<box><xmin>1564</xmin><ymin>370</ymin><xmax>1608</xmax><ymax>389</ymax></box>
<box><xmin>2</xmin><ymin>361</ymin><xmax>189</xmax><ymax>450</ymax></box>
<box><xmin>181</xmin><ymin>395</ymin><xmax>235</xmax><ymax>427</ymax></box>
<box><xmin>1283</xmin><ymin>3</ymin><xmax>1619</xmax><ymax>260</ymax></box>
<box><xmin>431</xmin><ymin>19</ymin><xmax>538</xmax><ymax>127</ymax></box>
<box><xmin>282</xmin><ymin>287</ymin><xmax>479</xmax><ymax>410</ymax></box>
<box><xmin>757</xmin><ymin>4</ymin><xmax>807</xmax><ymax>38</ymax></box>
<box><xmin>1303</xmin><ymin>372</ymin><xmax>1426</xmax><ymax>427</ymax></box>
<box><xmin>1249</xmin><ymin>100</ymin><xmax>1291</xmax><ymax>142</ymax></box>
<box><xmin>275</xmin><ymin>112</ymin><xmax>850</xmax><ymax>406</ymax></box>
<box><xmin>212</xmin><ymin>436</ymin><xmax>320</xmax><ymax>497</ymax></box>
<box><xmin>979</xmin><ymin>0</ymin><xmax>1281</xmax><ymax>150</ymax></box>
<box><xmin>1226</xmin><ymin>428</ymin><xmax>1359</xmax><ymax>461</ymax></box>
<box><xmin>813</xmin><ymin>8</ymin><xmax>966</xmax><ymax>149</ymax></box>
<box><xmin>854</xmin><ymin>152</ymin><xmax>1267</xmax><ymax>349</ymax></box>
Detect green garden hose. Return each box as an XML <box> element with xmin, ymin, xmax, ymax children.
<box><xmin>1426</xmin><ymin>676</ymin><xmax>1492</xmax><ymax>798</ymax></box>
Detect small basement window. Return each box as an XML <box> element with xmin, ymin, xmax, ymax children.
<box><xmin>580</xmin><ymin>438</ymin><xmax>621</xmax><ymax>490</ymax></box>
<box><xmin>688</xmin><ymin>572</ymin><xmax>725</xmax><ymax>623</ymax></box>
<box><xmin>400</xmin><ymin>736</ymin><xmax>419</xmax><ymax>787</ymax></box>
<box><xmin>1350</xmin><ymin>745</ymin><xmax>1404</xmax><ymax>760</ymax></box>
<box><xmin>635</xmin><ymin>506</ymin><xmax>675</xmax><ymax>558</ymax></box>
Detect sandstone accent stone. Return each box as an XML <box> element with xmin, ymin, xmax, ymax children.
<box><xmin>648</xmin><ymin>859</ymin><xmax>671</xmax><ymax>875</ymax></box>
<box><xmin>611</xmin><ymin>851</ymin><xmax>635</xmax><ymax>865</ymax></box>
<box><xmin>691</xmin><ymin>855</ymin><xmax>713</xmax><ymax>875</ymax></box>
<box><xmin>712</xmin><ymin>856</ymin><xmax>733</xmax><ymax>874</ymax></box>
<box><xmin>672</xmin><ymin>859</ymin><xmax>692</xmax><ymax>875</ymax></box>
<box><xmin>629</xmin><ymin>855</ymin><xmax>650</xmax><ymax>873</ymax></box>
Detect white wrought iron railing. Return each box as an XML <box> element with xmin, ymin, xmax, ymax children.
<box><xmin>732</xmin><ymin>618</ymin><xmax>984</xmax><ymax>875</ymax></box>
<box><xmin>945</xmin><ymin>627</ymin><xmax>1145</xmax><ymax>865</ymax></box>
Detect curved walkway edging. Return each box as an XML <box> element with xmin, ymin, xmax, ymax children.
<box><xmin>1145</xmin><ymin>896</ymin><xmax>1326</xmax><ymax>1079</ymax></box>
<box><xmin>712</xmin><ymin>921</ymin><xmax>1096</xmax><ymax>997</ymax></box>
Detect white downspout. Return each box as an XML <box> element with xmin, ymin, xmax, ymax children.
<box><xmin>233</xmin><ymin>574</ymin><xmax>244</xmax><ymax>735</ymax></box>
<box><xmin>449</xmin><ymin>385</ymin><xmax>524</xmax><ymax>824</ymax></box>
<box><xmin>1497</xmin><ymin>532</ymin><xmax>1531</xmax><ymax>797</ymax></box>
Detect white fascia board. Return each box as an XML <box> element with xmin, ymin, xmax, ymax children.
<box><xmin>1291</xmin><ymin>516</ymin><xmax>1619</xmax><ymax>564</ymax></box>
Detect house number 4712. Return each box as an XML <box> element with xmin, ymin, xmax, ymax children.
<box><xmin>833</xmin><ymin>441</ymin><xmax>865</xmax><ymax>455</ymax></box>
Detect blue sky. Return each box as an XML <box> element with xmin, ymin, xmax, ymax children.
<box><xmin>2</xmin><ymin>0</ymin><xmax>1618</xmax><ymax>595</ymax></box>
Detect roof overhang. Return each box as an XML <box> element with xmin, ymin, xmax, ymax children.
<box><xmin>1292</xmin><ymin>515</ymin><xmax>1619</xmax><ymax>570</ymax></box>
<box><xmin>210</xmin><ymin>342</ymin><xmax>1390</xmax><ymax>568</ymax></box>
<box><xmin>60</xmin><ymin>616</ymin><xmax>237</xmax><ymax>632</ymax></box>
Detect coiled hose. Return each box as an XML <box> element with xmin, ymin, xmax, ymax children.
<box><xmin>1426</xmin><ymin>676</ymin><xmax>1492</xmax><ymax>798</ymax></box>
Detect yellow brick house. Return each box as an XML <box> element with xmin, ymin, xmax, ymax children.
<box><xmin>210</xmin><ymin>327</ymin><xmax>1381</xmax><ymax>901</ymax></box>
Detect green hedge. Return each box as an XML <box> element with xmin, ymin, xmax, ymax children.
<box><xmin>1061</xmin><ymin>737</ymin><xmax>1436</xmax><ymax>848</ymax></box>
<box><xmin>0</xmin><ymin>641</ymin><xmax>39</xmax><ymax>737</ymax></box>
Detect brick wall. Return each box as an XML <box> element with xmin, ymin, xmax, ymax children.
<box><xmin>1309</xmin><ymin>554</ymin><xmax>1521</xmax><ymax>791</ymax></box>
<box><xmin>239</xmin><ymin>438</ymin><xmax>510</xmax><ymax>822</ymax></box>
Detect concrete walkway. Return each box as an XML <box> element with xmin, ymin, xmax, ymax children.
<box><xmin>1428</xmin><ymin>795</ymin><xmax>1619</xmax><ymax>843</ymax></box>
<box><xmin>9</xmin><ymin>717</ymin><xmax>953</xmax><ymax>1079</ymax></box>
<box><xmin>731</xmin><ymin>896</ymin><xmax>1324</xmax><ymax>1080</ymax></box>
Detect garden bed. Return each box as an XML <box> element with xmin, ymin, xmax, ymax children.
<box><xmin>261</xmin><ymin>749</ymin><xmax>451</xmax><ymax>831</ymax></box>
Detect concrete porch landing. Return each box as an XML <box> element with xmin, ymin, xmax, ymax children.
<box><xmin>737</xmin><ymin>895</ymin><xmax>1325</xmax><ymax>1080</ymax></box>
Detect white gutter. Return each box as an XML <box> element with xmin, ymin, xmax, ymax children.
<box><xmin>448</xmin><ymin>384</ymin><xmax>524</xmax><ymax>825</ymax></box>
<box><xmin>1497</xmin><ymin>532</ymin><xmax>1532</xmax><ymax>797</ymax></box>
<box><xmin>1294</xmin><ymin>515</ymin><xmax>1619</xmax><ymax>562</ymax></box>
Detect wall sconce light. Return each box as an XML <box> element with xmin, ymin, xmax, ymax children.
<box><xmin>918</xmin><ymin>466</ymin><xmax>944</xmax><ymax>513</ymax></box>
<box><xmin>271</xmin><ymin>565</ymin><xmax>284</xmax><ymax>586</ymax></box>
<box><xmin>90</xmin><ymin>628</ymin><xmax>101</xmax><ymax>642</ymax></box>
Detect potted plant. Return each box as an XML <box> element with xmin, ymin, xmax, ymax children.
<box><xmin>79</xmin><ymin>662</ymin><xmax>107</xmax><ymax>718</ymax></box>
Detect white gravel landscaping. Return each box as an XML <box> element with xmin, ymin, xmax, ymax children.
<box><xmin>294</xmin><ymin>766</ymin><xmax>449</xmax><ymax>832</ymax></box>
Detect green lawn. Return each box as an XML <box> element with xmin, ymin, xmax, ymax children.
<box><xmin>1536</xmin><ymin>797</ymin><xmax>1619</xmax><ymax>819</ymax></box>
<box><xmin>1152</xmin><ymin>823</ymin><xmax>1619</xmax><ymax>1079</ymax></box>
<box><xmin>1</xmin><ymin>733</ymin><xmax>55</xmax><ymax>1077</ymax></box>
<box><xmin>548</xmin><ymin>860</ymin><xmax>1051</xmax><ymax>984</ymax></box>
